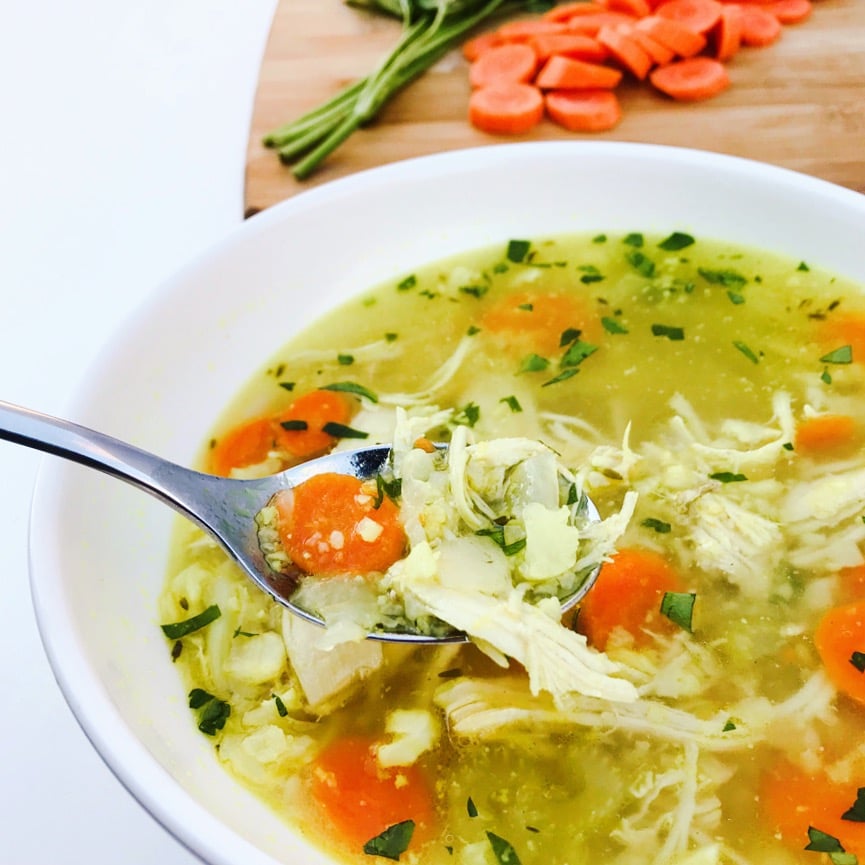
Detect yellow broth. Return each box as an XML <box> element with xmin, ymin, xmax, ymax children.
<box><xmin>160</xmin><ymin>231</ymin><xmax>865</xmax><ymax>865</ymax></box>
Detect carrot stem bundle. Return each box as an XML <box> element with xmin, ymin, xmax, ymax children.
<box><xmin>264</xmin><ymin>0</ymin><xmax>556</xmax><ymax>179</ymax></box>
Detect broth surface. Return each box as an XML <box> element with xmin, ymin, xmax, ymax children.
<box><xmin>160</xmin><ymin>232</ymin><xmax>865</xmax><ymax>865</ymax></box>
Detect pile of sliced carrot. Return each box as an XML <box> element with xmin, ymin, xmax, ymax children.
<box><xmin>463</xmin><ymin>0</ymin><xmax>814</xmax><ymax>134</ymax></box>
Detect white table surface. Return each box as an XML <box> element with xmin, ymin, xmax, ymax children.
<box><xmin>0</xmin><ymin>2</ymin><xmax>276</xmax><ymax>861</ymax></box>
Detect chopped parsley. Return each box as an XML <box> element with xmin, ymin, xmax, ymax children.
<box><xmin>733</xmin><ymin>341</ymin><xmax>760</xmax><ymax>363</ymax></box>
<box><xmin>161</xmin><ymin>604</ymin><xmax>221</xmax><ymax>640</ymax></box>
<box><xmin>518</xmin><ymin>354</ymin><xmax>550</xmax><ymax>373</ymax></box>
<box><xmin>592</xmin><ymin>233</ymin><xmax>607</xmax><ymax>244</ymax></box>
<box><xmin>453</xmin><ymin>402</ymin><xmax>481</xmax><ymax>428</ymax></box>
<box><xmin>321</xmin><ymin>422</ymin><xmax>369</xmax><ymax>439</ymax></box>
<box><xmin>542</xmin><ymin>367</ymin><xmax>579</xmax><ymax>387</ymax></box>
<box><xmin>623</xmin><ymin>232</ymin><xmax>644</xmax><ymax>248</ymax></box>
<box><xmin>500</xmin><ymin>395</ymin><xmax>523</xmax><ymax>413</ymax></box>
<box><xmin>188</xmin><ymin>688</ymin><xmax>230</xmax><ymax>736</ymax></box>
<box><xmin>467</xmin><ymin>797</ymin><xmax>479</xmax><ymax>818</ymax></box>
<box><xmin>805</xmin><ymin>827</ymin><xmax>845</xmax><ymax>854</ymax></box>
<box><xmin>561</xmin><ymin>339</ymin><xmax>598</xmax><ymax>367</ymax></box>
<box><xmin>397</xmin><ymin>274</ymin><xmax>416</xmax><ymax>291</ymax></box>
<box><xmin>727</xmin><ymin>290</ymin><xmax>746</xmax><ymax>305</ymax></box>
<box><xmin>658</xmin><ymin>231</ymin><xmax>695</xmax><ymax>251</ymax></box>
<box><xmin>374</xmin><ymin>474</ymin><xmax>403</xmax><ymax>508</ymax></box>
<box><xmin>822</xmin><ymin>367</ymin><xmax>833</xmax><ymax>384</ymax></box>
<box><xmin>280</xmin><ymin>419</ymin><xmax>308</xmax><ymax>431</ymax></box>
<box><xmin>601</xmin><ymin>316</ymin><xmax>629</xmax><ymax>335</ymax></box>
<box><xmin>337</xmin><ymin>353</ymin><xmax>354</xmax><ymax>365</ymax></box>
<box><xmin>842</xmin><ymin>788</ymin><xmax>865</xmax><ymax>822</ymax></box>
<box><xmin>278</xmin><ymin>381</ymin><xmax>296</xmax><ymax>391</ymax></box>
<box><xmin>363</xmin><ymin>820</ymin><xmax>415</xmax><ymax>860</ymax></box>
<box><xmin>798</xmin><ymin>261</ymin><xmax>811</xmax><ymax>272</ymax></box>
<box><xmin>273</xmin><ymin>694</ymin><xmax>288</xmax><ymax>717</ymax></box>
<box><xmin>642</xmin><ymin>517</ymin><xmax>672</xmax><ymax>534</ymax></box>
<box><xmin>460</xmin><ymin>284</ymin><xmax>489</xmax><ymax>299</ymax></box>
<box><xmin>850</xmin><ymin>651</ymin><xmax>865</xmax><ymax>673</ymax></box>
<box><xmin>710</xmin><ymin>471</ymin><xmax>747</xmax><ymax>483</ymax></box>
<box><xmin>627</xmin><ymin>250</ymin><xmax>656</xmax><ymax>278</ymax></box>
<box><xmin>322</xmin><ymin>381</ymin><xmax>379</xmax><ymax>403</ymax></box>
<box><xmin>651</xmin><ymin>324</ymin><xmax>685</xmax><ymax>341</ymax></box>
<box><xmin>660</xmin><ymin>592</ymin><xmax>696</xmax><ymax>632</ymax></box>
<box><xmin>507</xmin><ymin>239</ymin><xmax>531</xmax><ymax>263</ymax></box>
<box><xmin>487</xmin><ymin>831</ymin><xmax>523</xmax><ymax>865</ymax></box>
<box><xmin>578</xmin><ymin>264</ymin><xmax>604</xmax><ymax>284</ymax></box>
<box><xmin>698</xmin><ymin>267</ymin><xmax>747</xmax><ymax>288</ymax></box>
<box><xmin>559</xmin><ymin>327</ymin><xmax>582</xmax><ymax>346</ymax></box>
<box><xmin>384</xmin><ymin>331</ymin><xmax>399</xmax><ymax>342</ymax></box>
<box><xmin>477</xmin><ymin>525</ymin><xmax>526</xmax><ymax>557</ymax></box>
<box><xmin>821</xmin><ymin>345</ymin><xmax>853</xmax><ymax>364</ymax></box>
<box><xmin>723</xmin><ymin>719</ymin><xmax>737</xmax><ymax>732</ymax></box>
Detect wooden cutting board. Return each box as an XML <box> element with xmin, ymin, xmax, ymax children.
<box><xmin>244</xmin><ymin>0</ymin><xmax>865</xmax><ymax>215</ymax></box>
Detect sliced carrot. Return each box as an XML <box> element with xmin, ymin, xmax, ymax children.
<box><xmin>543</xmin><ymin>1</ymin><xmax>608</xmax><ymax>22</ymax></box>
<box><xmin>760</xmin><ymin>761</ymin><xmax>865</xmax><ymax>857</ymax></box>
<box><xmin>462</xmin><ymin>30</ymin><xmax>504</xmax><ymax>62</ymax></box>
<box><xmin>496</xmin><ymin>18</ymin><xmax>569</xmax><ymax>40</ymax></box>
<box><xmin>208</xmin><ymin>416</ymin><xmax>277</xmax><ymax>477</ymax></box>
<box><xmin>814</xmin><ymin>601</ymin><xmax>865</xmax><ymax>706</ymax></box>
<box><xmin>535</xmin><ymin>54</ymin><xmax>623</xmax><ymax>88</ymax></box>
<box><xmin>630</xmin><ymin>27</ymin><xmax>677</xmax><ymax>63</ymax></box>
<box><xmin>274</xmin><ymin>473</ymin><xmax>406</xmax><ymax>577</ymax></box>
<box><xmin>469</xmin><ymin>42</ymin><xmax>538</xmax><ymax>88</ymax></box>
<box><xmin>711</xmin><ymin>3</ymin><xmax>743</xmax><ymax>60</ymax></box>
<box><xmin>636</xmin><ymin>14</ymin><xmax>708</xmax><ymax>55</ymax></box>
<box><xmin>528</xmin><ymin>32</ymin><xmax>608</xmax><ymax>62</ymax></box>
<box><xmin>480</xmin><ymin>290</ymin><xmax>599</xmax><ymax>353</ymax></box>
<box><xmin>601</xmin><ymin>0</ymin><xmax>653</xmax><ymax>16</ymax></box>
<box><xmin>576</xmin><ymin>548</ymin><xmax>685</xmax><ymax>650</ymax></box>
<box><xmin>649</xmin><ymin>55</ymin><xmax>730</xmax><ymax>99</ymax></box>
<box><xmin>739</xmin><ymin>4</ymin><xmax>783</xmax><ymax>45</ymax></box>
<box><xmin>566</xmin><ymin>10</ymin><xmax>639</xmax><ymax>34</ymax></box>
<box><xmin>794</xmin><ymin>414</ymin><xmax>858</xmax><ymax>454</ymax></box>
<box><xmin>765</xmin><ymin>0</ymin><xmax>812</xmax><ymax>23</ymax></box>
<box><xmin>208</xmin><ymin>390</ymin><xmax>352</xmax><ymax>476</ymax></box>
<box><xmin>597</xmin><ymin>25</ymin><xmax>654</xmax><ymax>78</ymax></box>
<box><xmin>545</xmin><ymin>88</ymin><xmax>623</xmax><ymax>131</ymax></box>
<box><xmin>275</xmin><ymin>390</ymin><xmax>354</xmax><ymax>461</ymax></box>
<box><xmin>468</xmin><ymin>82</ymin><xmax>545</xmax><ymax>134</ymax></box>
<box><xmin>306</xmin><ymin>736</ymin><xmax>437</xmax><ymax>850</ymax></box>
<box><xmin>655</xmin><ymin>0</ymin><xmax>723</xmax><ymax>33</ymax></box>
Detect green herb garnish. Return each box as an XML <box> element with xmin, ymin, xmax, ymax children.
<box><xmin>460</xmin><ymin>284</ymin><xmax>489</xmax><ymax>298</ymax></box>
<box><xmin>374</xmin><ymin>473</ymin><xmax>403</xmax><ymax>507</ymax></box>
<box><xmin>651</xmin><ymin>324</ymin><xmax>685</xmax><ymax>341</ymax></box>
<box><xmin>850</xmin><ymin>651</ymin><xmax>865</xmax><ymax>673</ymax></box>
<box><xmin>658</xmin><ymin>231</ymin><xmax>695</xmax><ymax>251</ymax></box>
<box><xmin>397</xmin><ymin>274</ymin><xmax>416</xmax><ymax>291</ymax></box>
<box><xmin>805</xmin><ymin>827</ymin><xmax>845</xmax><ymax>854</ymax></box>
<box><xmin>601</xmin><ymin>316</ymin><xmax>629</xmax><ymax>335</ymax></box>
<box><xmin>477</xmin><ymin>526</ymin><xmax>526</xmax><ymax>556</ymax></box>
<box><xmin>161</xmin><ymin>604</ymin><xmax>221</xmax><ymax>640</ymax></box>
<box><xmin>623</xmin><ymin>232</ymin><xmax>644</xmax><ymax>247</ymax></box>
<box><xmin>821</xmin><ymin>345</ymin><xmax>853</xmax><ymax>364</ymax></box>
<box><xmin>467</xmin><ymin>797</ymin><xmax>479</xmax><ymax>818</ymax></box>
<box><xmin>363</xmin><ymin>820</ymin><xmax>415</xmax><ymax>861</ymax></box>
<box><xmin>500</xmin><ymin>395</ymin><xmax>523</xmax><ymax>413</ymax></box>
<box><xmin>723</xmin><ymin>719</ymin><xmax>737</xmax><ymax>732</ymax></box>
<box><xmin>561</xmin><ymin>339</ymin><xmax>598</xmax><ymax>367</ymax></box>
<box><xmin>710</xmin><ymin>471</ymin><xmax>747</xmax><ymax>483</ymax></box>
<box><xmin>518</xmin><ymin>354</ymin><xmax>550</xmax><ymax>373</ymax></box>
<box><xmin>188</xmin><ymin>688</ymin><xmax>231</xmax><ymax>736</ymax></box>
<box><xmin>698</xmin><ymin>267</ymin><xmax>747</xmax><ymax>287</ymax></box>
<box><xmin>337</xmin><ymin>353</ymin><xmax>355</xmax><ymax>365</ymax></box>
<box><xmin>627</xmin><ymin>250</ymin><xmax>655</xmax><ymax>277</ymax></box>
<box><xmin>660</xmin><ymin>592</ymin><xmax>696</xmax><ymax>632</ymax></box>
<box><xmin>542</xmin><ymin>367</ymin><xmax>580</xmax><ymax>387</ymax></box>
<box><xmin>273</xmin><ymin>694</ymin><xmax>289</xmax><ymax>717</ymax></box>
<box><xmin>322</xmin><ymin>381</ymin><xmax>379</xmax><ymax>403</ymax></box>
<box><xmin>842</xmin><ymin>788</ymin><xmax>865</xmax><ymax>822</ymax></box>
<box><xmin>278</xmin><ymin>381</ymin><xmax>296</xmax><ymax>391</ymax></box>
<box><xmin>642</xmin><ymin>517</ymin><xmax>672</xmax><ymax>534</ymax></box>
<box><xmin>454</xmin><ymin>402</ymin><xmax>480</xmax><ymax>427</ymax></box>
<box><xmin>507</xmin><ymin>239</ymin><xmax>531</xmax><ymax>263</ymax></box>
<box><xmin>733</xmin><ymin>341</ymin><xmax>759</xmax><ymax>363</ymax></box>
<box><xmin>487</xmin><ymin>831</ymin><xmax>522</xmax><ymax>865</ymax></box>
<box><xmin>280</xmin><ymin>419</ymin><xmax>309</xmax><ymax>431</ymax></box>
<box><xmin>322</xmin><ymin>422</ymin><xmax>369</xmax><ymax>439</ymax></box>
<box><xmin>821</xmin><ymin>367</ymin><xmax>833</xmax><ymax>384</ymax></box>
<box><xmin>727</xmin><ymin>290</ymin><xmax>745</xmax><ymax>305</ymax></box>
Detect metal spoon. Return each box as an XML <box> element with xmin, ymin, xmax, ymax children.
<box><xmin>1</xmin><ymin>399</ymin><xmax>602</xmax><ymax>643</ymax></box>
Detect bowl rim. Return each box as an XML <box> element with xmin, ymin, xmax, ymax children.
<box><xmin>27</xmin><ymin>141</ymin><xmax>865</xmax><ymax>865</ymax></box>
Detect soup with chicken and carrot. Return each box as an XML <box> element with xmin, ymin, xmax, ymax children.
<box><xmin>159</xmin><ymin>231</ymin><xmax>865</xmax><ymax>865</ymax></box>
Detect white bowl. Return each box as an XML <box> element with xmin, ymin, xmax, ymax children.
<box><xmin>29</xmin><ymin>142</ymin><xmax>865</xmax><ymax>865</ymax></box>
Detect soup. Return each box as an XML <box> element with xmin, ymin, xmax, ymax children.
<box><xmin>159</xmin><ymin>231</ymin><xmax>865</xmax><ymax>865</ymax></box>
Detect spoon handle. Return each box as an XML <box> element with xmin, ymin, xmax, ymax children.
<box><xmin>0</xmin><ymin>399</ymin><xmax>210</xmax><ymax>520</ymax></box>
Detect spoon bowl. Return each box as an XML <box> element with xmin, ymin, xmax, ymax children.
<box><xmin>1</xmin><ymin>399</ymin><xmax>601</xmax><ymax>643</ymax></box>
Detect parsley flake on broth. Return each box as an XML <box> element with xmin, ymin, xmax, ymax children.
<box><xmin>159</xmin><ymin>231</ymin><xmax>865</xmax><ymax>865</ymax></box>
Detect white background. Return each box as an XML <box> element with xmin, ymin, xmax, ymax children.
<box><xmin>0</xmin><ymin>2</ymin><xmax>276</xmax><ymax>861</ymax></box>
